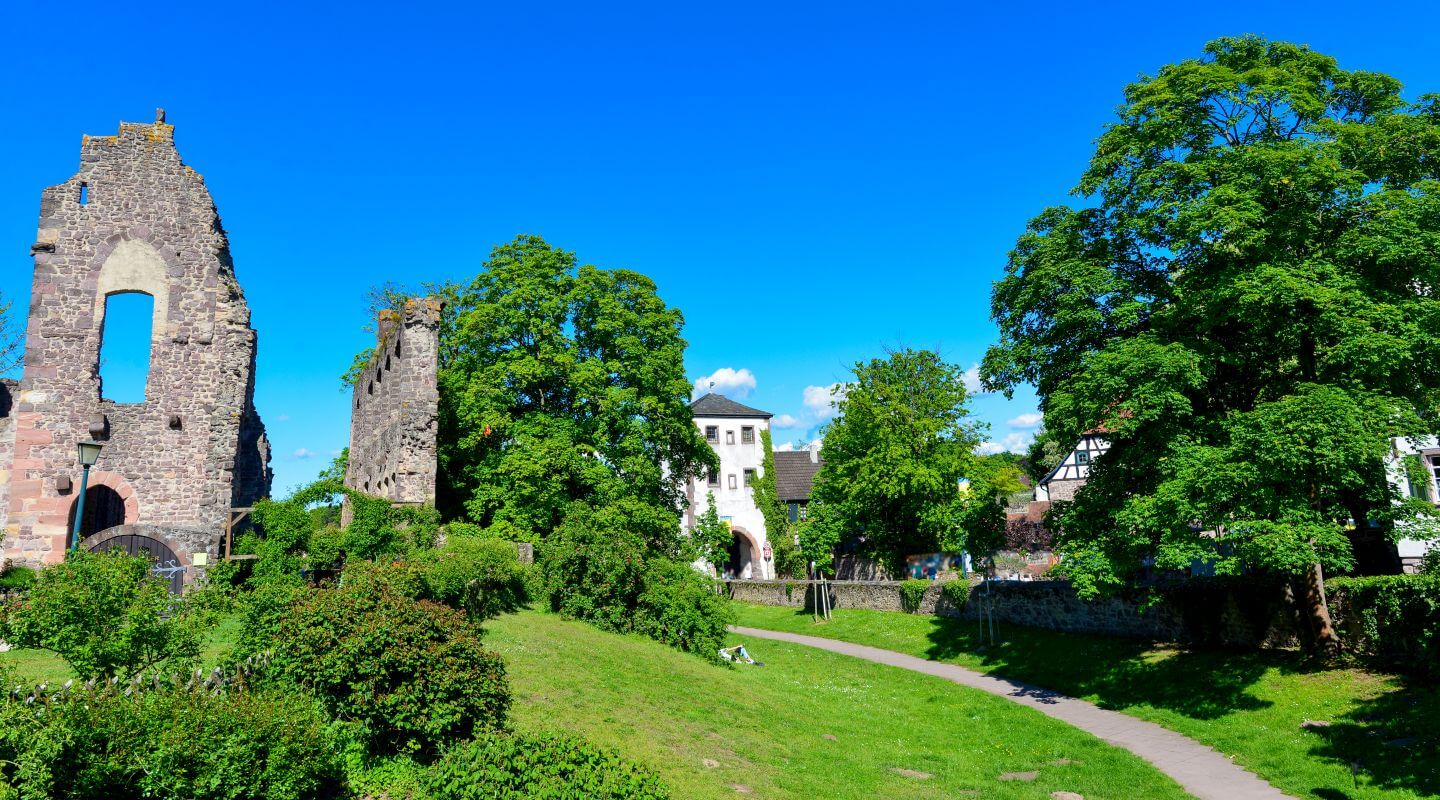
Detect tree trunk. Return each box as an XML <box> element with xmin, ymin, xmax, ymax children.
<box><xmin>1303</xmin><ymin>558</ymin><xmax>1342</xmax><ymax>658</ymax></box>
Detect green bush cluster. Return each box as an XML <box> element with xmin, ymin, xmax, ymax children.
<box><xmin>422</xmin><ymin>731</ymin><xmax>669</xmax><ymax>799</ymax></box>
<box><xmin>0</xmin><ymin>550</ymin><xmax>203</xmax><ymax>679</ymax></box>
<box><xmin>0</xmin><ymin>564</ymin><xmax>35</xmax><ymax>592</ymax></box>
<box><xmin>898</xmin><ymin>578</ymin><xmax>930</xmax><ymax>613</ymax></box>
<box><xmin>542</xmin><ymin>509</ymin><xmax>733</xmax><ymax>662</ymax></box>
<box><xmin>1328</xmin><ymin>573</ymin><xmax>1440</xmax><ymax>678</ymax></box>
<box><xmin>419</xmin><ymin>537</ymin><xmax>529</xmax><ymax>622</ymax></box>
<box><xmin>939</xmin><ymin>580</ymin><xmax>969</xmax><ymax>611</ymax></box>
<box><xmin>0</xmin><ymin>686</ymin><xmax>338</xmax><ymax>800</ymax></box>
<box><xmin>265</xmin><ymin>581</ymin><xmax>511</xmax><ymax>757</ymax></box>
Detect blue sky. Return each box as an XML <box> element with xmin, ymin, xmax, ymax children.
<box><xmin>2</xmin><ymin>2</ymin><xmax>1439</xmax><ymax>494</ymax></box>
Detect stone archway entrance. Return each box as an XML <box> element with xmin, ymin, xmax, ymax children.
<box><xmin>725</xmin><ymin>526</ymin><xmax>765</xmax><ymax>580</ymax></box>
<box><xmin>68</xmin><ymin>484</ymin><xmax>128</xmax><ymax>539</ymax></box>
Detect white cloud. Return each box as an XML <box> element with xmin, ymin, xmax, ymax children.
<box><xmin>275</xmin><ymin>414</ymin><xmax>291</xmax><ymax>423</ymax></box>
<box><xmin>292</xmin><ymin>447</ymin><xmax>315</xmax><ymax>460</ymax></box>
<box><xmin>962</xmin><ymin>363</ymin><xmax>991</xmax><ymax>396</ymax></box>
<box><xmin>1007</xmin><ymin>412</ymin><xmax>1043</xmax><ymax>430</ymax></box>
<box><xmin>775</xmin><ymin>442</ymin><xmax>796</xmax><ymax>452</ymax></box>
<box><xmin>975</xmin><ymin>432</ymin><xmax>1032</xmax><ymax>456</ymax></box>
<box><xmin>693</xmin><ymin>367</ymin><xmax>756</xmax><ymax>399</ymax></box>
<box><xmin>803</xmin><ymin>383</ymin><xmax>847</xmax><ymax>420</ymax></box>
<box><xmin>772</xmin><ymin>414</ymin><xmax>802</xmax><ymax>429</ymax></box>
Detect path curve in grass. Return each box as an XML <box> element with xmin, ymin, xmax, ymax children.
<box><xmin>732</xmin><ymin>625</ymin><xmax>1293</xmax><ymax>800</ymax></box>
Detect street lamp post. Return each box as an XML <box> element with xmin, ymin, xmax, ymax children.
<box><xmin>70</xmin><ymin>441</ymin><xmax>104</xmax><ymax>553</ymax></box>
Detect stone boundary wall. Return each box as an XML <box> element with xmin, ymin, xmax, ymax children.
<box><xmin>726</xmin><ymin>578</ymin><xmax>1306</xmax><ymax>649</ymax></box>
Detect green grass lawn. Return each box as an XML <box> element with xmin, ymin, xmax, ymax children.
<box><xmin>735</xmin><ymin>602</ymin><xmax>1439</xmax><ymax>800</ymax></box>
<box><xmin>486</xmin><ymin>609</ymin><xmax>1190</xmax><ymax>799</ymax></box>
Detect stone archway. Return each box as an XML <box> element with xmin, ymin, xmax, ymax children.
<box><xmin>727</xmin><ymin>525</ymin><xmax>767</xmax><ymax>580</ymax></box>
<box><xmin>66</xmin><ymin>470</ymin><xmax>140</xmax><ymax>540</ymax></box>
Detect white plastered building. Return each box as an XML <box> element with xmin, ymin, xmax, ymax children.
<box><xmin>685</xmin><ymin>393</ymin><xmax>772</xmax><ymax>579</ymax></box>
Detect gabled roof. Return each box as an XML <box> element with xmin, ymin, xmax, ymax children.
<box><xmin>773</xmin><ymin>450</ymin><xmax>823</xmax><ymax>502</ymax></box>
<box><xmin>690</xmin><ymin>393</ymin><xmax>772</xmax><ymax>419</ymax></box>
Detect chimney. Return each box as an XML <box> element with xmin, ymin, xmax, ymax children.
<box><xmin>808</xmin><ymin>441</ymin><xmax>820</xmax><ymax>464</ymax></box>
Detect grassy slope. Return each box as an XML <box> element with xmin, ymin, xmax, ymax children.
<box><xmin>735</xmin><ymin>603</ymin><xmax>1440</xmax><ymax>800</ymax></box>
<box><xmin>485</xmin><ymin>609</ymin><xmax>1189</xmax><ymax>800</ymax></box>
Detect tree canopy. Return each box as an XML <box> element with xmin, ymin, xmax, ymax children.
<box><xmin>437</xmin><ymin>235</ymin><xmax>716</xmax><ymax>552</ymax></box>
<box><xmin>982</xmin><ymin>36</ymin><xmax>1440</xmax><ymax>601</ymax></box>
<box><xmin>806</xmin><ymin>349</ymin><xmax>986</xmax><ymax>573</ymax></box>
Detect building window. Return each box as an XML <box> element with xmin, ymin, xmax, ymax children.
<box><xmin>1076</xmin><ymin>451</ymin><xmax>1090</xmax><ymax>465</ymax></box>
<box><xmin>743</xmin><ymin>468</ymin><xmax>756</xmax><ymax>486</ymax></box>
<box><xmin>725</xmin><ymin>430</ymin><xmax>735</xmax><ymax>445</ymax></box>
<box><xmin>728</xmin><ymin>474</ymin><xmax>737</xmax><ymax>489</ymax></box>
<box><xmin>741</xmin><ymin>426</ymin><xmax>755</xmax><ymax>444</ymax></box>
<box><xmin>705</xmin><ymin>426</ymin><xmax>719</xmax><ymax>443</ymax></box>
<box><xmin>788</xmin><ymin>503</ymin><xmax>799</xmax><ymax>523</ymax></box>
<box><xmin>98</xmin><ymin>291</ymin><xmax>155</xmax><ymax>403</ymax></box>
<box><xmin>799</xmin><ymin>504</ymin><xmax>808</xmax><ymax>521</ymax></box>
<box><xmin>707</xmin><ymin>471</ymin><xmax>720</xmax><ymax>487</ymax></box>
<box><xmin>1429</xmin><ymin>456</ymin><xmax>1440</xmax><ymax>501</ymax></box>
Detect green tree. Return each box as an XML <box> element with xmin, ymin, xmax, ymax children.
<box><xmin>982</xmin><ymin>36</ymin><xmax>1440</xmax><ymax>651</ymax></box>
<box><xmin>808</xmin><ymin>349</ymin><xmax>986</xmax><ymax>574</ymax></box>
<box><xmin>1023</xmin><ymin>425</ymin><xmax>1065</xmax><ymax>485</ymax></box>
<box><xmin>437</xmin><ymin>236</ymin><xmax>717</xmax><ymax>552</ymax></box>
<box><xmin>690</xmin><ymin>492</ymin><xmax>731</xmax><ymax>576</ymax></box>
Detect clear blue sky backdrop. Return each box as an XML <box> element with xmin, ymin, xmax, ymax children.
<box><xmin>3</xmin><ymin>2</ymin><xmax>1438</xmax><ymax>494</ymax></box>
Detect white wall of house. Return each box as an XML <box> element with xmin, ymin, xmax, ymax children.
<box><xmin>1387</xmin><ymin>436</ymin><xmax>1440</xmax><ymax>572</ymax></box>
<box><xmin>1035</xmin><ymin>434</ymin><xmax>1111</xmax><ymax>502</ymax></box>
<box><xmin>688</xmin><ymin>413</ymin><xmax>770</xmax><ymax>579</ymax></box>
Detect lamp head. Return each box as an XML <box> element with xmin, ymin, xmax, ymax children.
<box><xmin>77</xmin><ymin>441</ymin><xmax>104</xmax><ymax>467</ymax></box>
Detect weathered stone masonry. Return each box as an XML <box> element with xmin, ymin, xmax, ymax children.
<box><xmin>0</xmin><ymin>113</ymin><xmax>271</xmax><ymax>577</ymax></box>
<box><xmin>344</xmin><ymin>298</ymin><xmax>441</xmax><ymax>507</ymax></box>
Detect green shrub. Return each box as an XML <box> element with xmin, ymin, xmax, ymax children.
<box><xmin>633</xmin><ymin>559</ymin><xmax>733</xmax><ymax>662</ymax></box>
<box><xmin>422</xmin><ymin>537</ymin><xmax>529</xmax><ymax>622</ymax></box>
<box><xmin>0</xmin><ymin>687</ymin><xmax>339</xmax><ymax>800</ymax></box>
<box><xmin>422</xmin><ymin>731</ymin><xmax>669</xmax><ymax>799</ymax></box>
<box><xmin>542</xmin><ymin>510</ymin><xmax>648</xmax><ymax>633</ymax></box>
<box><xmin>939</xmin><ymin>580</ymin><xmax>969</xmax><ymax>611</ymax></box>
<box><xmin>0</xmin><ymin>564</ymin><xmax>35</xmax><ymax>592</ymax></box>
<box><xmin>0</xmin><ymin>551</ymin><xmax>202</xmax><ymax>679</ymax></box>
<box><xmin>233</xmin><ymin>581</ymin><xmax>311</xmax><ymax>660</ymax></box>
<box><xmin>267</xmin><ymin>583</ymin><xmax>510</xmax><ymax>758</ymax></box>
<box><xmin>542</xmin><ymin>507</ymin><xmax>732</xmax><ymax>661</ymax></box>
<box><xmin>1328</xmin><ymin>573</ymin><xmax>1440</xmax><ymax>677</ymax></box>
<box><xmin>898</xmin><ymin>578</ymin><xmax>930</xmax><ymax>613</ymax></box>
<box><xmin>342</xmin><ymin>558</ymin><xmax>427</xmax><ymax>599</ymax></box>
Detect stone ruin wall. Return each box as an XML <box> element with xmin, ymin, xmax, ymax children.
<box><xmin>0</xmin><ymin>114</ymin><xmax>271</xmax><ymax>570</ymax></box>
<box><xmin>344</xmin><ymin>299</ymin><xmax>441</xmax><ymax>506</ymax></box>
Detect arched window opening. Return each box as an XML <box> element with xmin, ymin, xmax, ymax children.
<box><xmin>99</xmin><ymin>292</ymin><xmax>154</xmax><ymax>403</ymax></box>
<box><xmin>68</xmin><ymin>484</ymin><xmax>127</xmax><ymax>539</ymax></box>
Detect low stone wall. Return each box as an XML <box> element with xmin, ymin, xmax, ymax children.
<box><xmin>726</xmin><ymin>578</ymin><xmax>1305</xmax><ymax>649</ymax></box>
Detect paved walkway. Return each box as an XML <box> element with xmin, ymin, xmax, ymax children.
<box><xmin>731</xmin><ymin>625</ymin><xmax>1293</xmax><ymax>800</ymax></box>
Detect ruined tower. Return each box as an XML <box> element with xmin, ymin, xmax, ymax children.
<box><xmin>0</xmin><ymin>111</ymin><xmax>271</xmax><ymax>582</ymax></box>
<box><xmin>344</xmin><ymin>298</ymin><xmax>441</xmax><ymax>507</ymax></box>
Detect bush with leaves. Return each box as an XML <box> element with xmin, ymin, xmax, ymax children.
<box><xmin>542</xmin><ymin>506</ymin><xmax>649</xmax><ymax>633</ymax></box>
<box><xmin>0</xmin><ymin>564</ymin><xmax>35</xmax><ymax>592</ymax></box>
<box><xmin>543</xmin><ymin>505</ymin><xmax>732</xmax><ymax>660</ymax></box>
<box><xmin>421</xmin><ymin>537</ymin><xmax>529</xmax><ymax>622</ymax></box>
<box><xmin>633</xmin><ymin>559</ymin><xmax>733</xmax><ymax>662</ymax></box>
<box><xmin>1328</xmin><ymin>574</ymin><xmax>1440</xmax><ymax>678</ymax></box>
<box><xmin>0</xmin><ymin>551</ymin><xmax>202</xmax><ymax>679</ymax></box>
<box><xmin>422</xmin><ymin>731</ymin><xmax>669</xmax><ymax>800</ymax></box>
<box><xmin>898</xmin><ymin>578</ymin><xmax>930</xmax><ymax>613</ymax></box>
<box><xmin>0</xmin><ymin>685</ymin><xmax>339</xmax><ymax>800</ymax></box>
<box><xmin>264</xmin><ymin>582</ymin><xmax>510</xmax><ymax>758</ymax></box>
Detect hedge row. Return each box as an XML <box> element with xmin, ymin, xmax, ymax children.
<box><xmin>1328</xmin><ymin>573</ymin><xmax>1440</xmax><ymax>678</ymax></box>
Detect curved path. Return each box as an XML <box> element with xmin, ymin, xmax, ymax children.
<box><xmin>731</xmin><ymin>625</ymin><xmax>1292</xmax><ymax>800</ymax></box>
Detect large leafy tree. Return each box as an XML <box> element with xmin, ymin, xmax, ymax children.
<box><xmin>982</xmin><ymin>36</ymin><xmax>1440</xmax><ymax>648</ymax></box>
<box><xmin>807</xmin><ymin>349</ymin><xmax>986</xmax><ymax>573</ymax></box>
<box><xmin>438</xmin><ymin>235</ymin><xmax>716</xmax><ymax>552</ymax></box>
